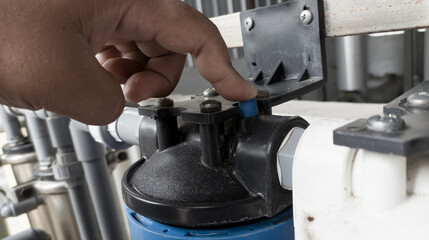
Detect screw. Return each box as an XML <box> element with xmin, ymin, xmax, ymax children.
<box><xmin>300</xmin><ymin>10</ymin><xmax>313</xmax><ymax>25</ymax></box>
<box><xmin>406</xmin><ymin>92</ymin><xmax>429</xmax><ymax>109</ymax></box>
<box><xmin>154</xmin><ymin>98</ymin><xmax>174</xmax><ymax>108</ymax></box>
<box><xmin>256</xmin><ymin>89</ymin><xmax>270</xmax><ymax>99</ymax></box>
<box><xmin>200</xmin><ymin>100</ymin><xmax>222</xmax><ymax>113</ymax></box>
<box><xmin>366</xmin><ymin>113</ymin><xmax>405</xmax><ymax>132</ymax></box>
<box><xmin>203</xmin><ymin>88</ymin><xmax>219</xmax><ymax>98</ymax></box>
<box><xmin>244</xmin><ymin>17</ymin><xmax>254</xmax><ymax>31</ymax></box>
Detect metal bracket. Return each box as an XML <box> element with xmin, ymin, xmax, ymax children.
<box><xmin>334</xmin><ymin>81</ymin><xmax>429</xmax><ymax>156</ymax></box>
<box><xmin>240</xmin><ymin>0</ymin><xmax>326</xmax><ymax>108</ymax></box>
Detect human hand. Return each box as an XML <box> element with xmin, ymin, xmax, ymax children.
<box><xmin>0</xmin><ymin>0</ymin><xmax>256</xmax><ymax>125</ymax></box>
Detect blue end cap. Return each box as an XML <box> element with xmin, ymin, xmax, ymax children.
<box><xmin>238</xmin><ymin>98</ymin><xmax>259</xmax><ymax>118</ymax></box>
<box><xmin>125</xmin><ymin>205</ymin><xmax>294</xmax><ymax>240</ymax></box>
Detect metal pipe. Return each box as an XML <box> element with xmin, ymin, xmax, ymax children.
<box><xmin>0</xmin><ymin>106</ymin><xmax>23</xmax><ymax>142</ymax></box>
<box><xmin>240</xmin><ymin>0</ymin><xmax>248</xmax><ymax>11</ymax></box>
<box><xmin>46</xmin><ymin>115</ymin><xmax>101</xmax><ymax>240</ymax></box>
<box><xmin>425</xmin><ymin>29</ymin><xmax>429</xmax><ymax>81</ymax></box>
<box><xmin>226</xmin><ymin>0</ymin><xmax>239</xmax><ymax>59</ymax></box>
<box><xmin>211</xmin><ymin>1</ymin><xmax>219</xmax><ymax>17</ymax></box>
<box><xmin>34</xmin><ymin>180</ymin><xmax>80</xmax><ymax>240</ymax></box>
<box><xmin>336</xmin><ymin>35</ymin><xmax>367</xmax><ymax>92</ymax></box>
<box><xmin>0</xmin><ymin>141</ymin><xmax>55</xmax><ymax>237</ymax></box>
<box><xmin>403</xmin><ymin>30</ymin><xmax>415</xmax><ymax>91</ymax></box>
<box><xmin>69</xmin><ymin>121</ymin><xmax>127</xmax><ymax>240</ymax></box>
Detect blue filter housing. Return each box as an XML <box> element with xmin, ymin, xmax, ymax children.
<box><xmin>125</xmin><ymin>206</ymin><xmax>294</xmax><ymax>240</ymax></box>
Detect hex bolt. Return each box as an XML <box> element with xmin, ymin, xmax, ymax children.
<box><xmin>300</xmin><ymin>10</ymin><xmax>313</xmax><ymax>25</ymax></box>
<box><xmin>366</xmin><ymin>113</ymin><xmax>405</xmax><ymax>132</ymax></box>
<box><xmin>200</xmin><ymin>100</ymin><xmax>222</xmax><ymax>113</ymax></box>
<box><xmin>256</xmin><ymin>89</ymin><xmax>270</xmax><ymax>99</ymax></box>
<box><xmin>406</xmin><ymin>92</ymin><xmax>429</xmax><ymax>109</ymax></box>
<box><xmin>203</xmin><ymin>88</ymin><xmax>219</xmax><ymax>98</ymax></box>
<box><xmin>244</xmin><ymin>17</ymin><xmax>254</xmax><ymax>31</ymax></box>
<box><xmin>154</xmin><ymin>98</ymin><xmax>174</xmax><ymax>108</ymax></box>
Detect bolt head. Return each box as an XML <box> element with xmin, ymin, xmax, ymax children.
<box><xmin>200</xmin><ymin>100</ymin><xmax>222</xmax><ymax>113</ymax></box>
<box><xmin>154</xmin><ymin>98</ymin><xmax>174</xmax><ymax>108</ymax></box>
<box><xmin>366</xmin><ymin>113</ymin><xmax>405</xmax><ymax>132</ymax></box>
<box><xmin>244</xmin><ymin>17</ymin><xmax>254</xmax><ymax>31</ymax></box>
<box><xmin>406</xmin><ymin>92</ymin><xmax>429</xmax><ymax>109</ymax></box>
<box><xmin>203</xmin><ymin>88</ymin><xmax>219</xmax><ymax>98</ymax></box>
<box><xmin>300</xmin><ymin>10</ymin><xmax>313</xmax><ymax>25</ymax></box>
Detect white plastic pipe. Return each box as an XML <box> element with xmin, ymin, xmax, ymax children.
<box><xmin>362</xmin><ymin>150</ymin><xmax>406</xmax><ymax>212</ymax></box>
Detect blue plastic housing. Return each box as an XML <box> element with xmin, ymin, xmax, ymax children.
<box><xmin>125</xmin><ymin>205</ymin><xmax>294</xmax><ymax>240</ymax></box>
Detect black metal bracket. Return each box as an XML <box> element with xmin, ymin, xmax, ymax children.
<box><xmin>240</xmin><ymin>0</ymin><xmax>326</xmax><ymax>108</ymax></box>
<box><xmin>334</xmin><ymin>81</ymin><xmax>429</xmax><ymax>156</ymax></box>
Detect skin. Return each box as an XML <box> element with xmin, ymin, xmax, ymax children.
<box><xmin>0</xmin><ymin>0</ymin><xmax>256</xmax><ymax>125</ymax></box>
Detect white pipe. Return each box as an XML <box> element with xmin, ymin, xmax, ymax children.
<box><xmin>362</xmin><ymin>150</ymin><xmax>406</xmax><ymax>212</ymax></box>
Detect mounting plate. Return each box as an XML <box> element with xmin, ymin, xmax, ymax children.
<box><xmin>240</xmin><ymin>0</ymin><xmax>326</xmax><ymax>108</ymax></box>
<box><xmin>334</xmin><ymin>81</ymin><xmax>429</xmax><ymax>156</ymax></box>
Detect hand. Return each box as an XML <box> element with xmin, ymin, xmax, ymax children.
<box><xmin>0</xmin><ymin>0</ymin><xmax>256</xmax><ymax>125</ymax></box>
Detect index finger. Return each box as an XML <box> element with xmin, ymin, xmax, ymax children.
<box><xmin>116</xmin><ymin>0</ymin><xmax>256</xmax><ymax>101</ymax></box>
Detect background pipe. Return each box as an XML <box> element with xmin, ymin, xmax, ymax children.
<box><xmin>45</xmin><ymin>115</ymin><xmax>101</xmax><ymax>240</ymax></box>
<box><xmin>336</xmin><ymin>35</ymin><xmax>367</xmax><ymax>102</ymax></box>
<box><xmin>425</xmin><ymin>29</ymin><xmax>429</xmax><ymax>81</ymax></box>
<box><xmin>23</xmin><ymin>112</ymin><xmax>82</xmax><ymax>240</ymax></box>
<box><xmin>0</xmin><ymin>195</ymin><xmax>43</xmax><ymax>218</ymax></box>
<box><xmin>0</xmin><ymin>106</ymin><xmax>23</xmax><ymax>142</ymax></box>
<box><xmin>0</xmin><ymin>106</ymin><xmax>55</xmax><ymax>239</ymax></box>
<box><xmin>23</xmin><ymin>113</ymin><xmax>54</xmax><ymax>165</ymax></box>
<box><xmin>69</xmin><ymin>121</ymin><xmax>127</xmax><ymax>240</ymax></box>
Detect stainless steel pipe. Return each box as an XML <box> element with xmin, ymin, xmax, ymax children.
<box><xmin>336</xmin><ymin>35</ymin><xmax>367</xmax><ymax>91</ymax></box>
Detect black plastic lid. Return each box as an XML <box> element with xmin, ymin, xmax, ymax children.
<box><xmin>122</xmin><ymin>142</ymin><xmax>265</xmax><ymax>228</ymax></box>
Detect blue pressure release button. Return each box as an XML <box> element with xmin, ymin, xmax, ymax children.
<box><xmin>238</xmin><ymin>98</ymin><xmax>259</xmax><ymax>118</ymax></box>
